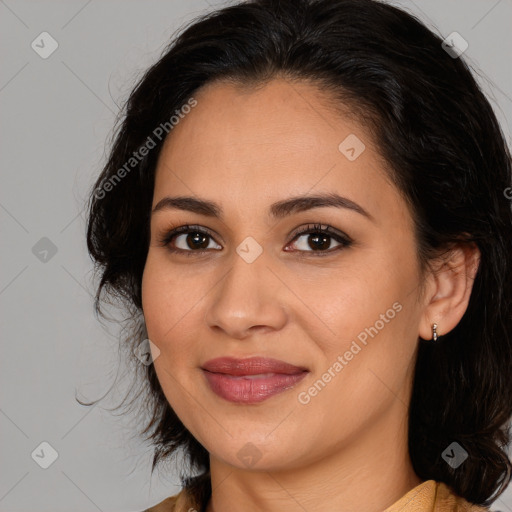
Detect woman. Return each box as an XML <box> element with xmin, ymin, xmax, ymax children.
<box><xmin>85</xmin><ymin>0</ymin><xmax>512</xmax><ymax>511</ymax></box>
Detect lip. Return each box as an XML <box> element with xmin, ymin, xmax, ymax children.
<box><xmin>202</xmin><ymin>356</ymin><xmax>308</xmax><ymax>375</ymax></box>
<box><xmin>201</xmin><ymin>357</ymin><xmax>309</xmax><ymax>403</ymax></box>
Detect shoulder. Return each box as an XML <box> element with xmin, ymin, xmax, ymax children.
<box><xmin>142</xmin><ymin>479</ymin><xmax>207</xmax><ymax>512</ymax></box>
<box><xmin>141</xmin><ymin>471</ymin><xmax>211</xmax><ymax>512</ymax></box>
<box><xmin>141</xmin><ymin>494</ymin><xmax>179</xmax><ymax>512</ymax></box>
<box><xmin>141</xmin><ymin>478</ymin><xmax>491</xmax><ymax>512</ymax></box>
<box><xmin>384</xmin><ymin>480</ymin><xmax>491</xmax><ymax>512</ymax></box>
<box><xmin>141</xmin><ymin>489</ymin><xmax>192</xmax><ymax>512</ymax></box>
<box><xmin>435</xmin><ymin>482</ymin><xmax>490</xmax><ymax>512</ymax></box>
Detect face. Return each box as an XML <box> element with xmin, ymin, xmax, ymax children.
<box><xmin>142</xmin><ymin>78</ymin><xmax>426</xmax><ymax>472</ymax></box>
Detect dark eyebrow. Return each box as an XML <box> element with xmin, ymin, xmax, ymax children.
<box><xmin>151</xmin><ymin>193</ymin><xmax>373</xmax><ymax>221</ymax></box>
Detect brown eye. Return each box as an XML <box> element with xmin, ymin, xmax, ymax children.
<box><xmin>176</xmin><ymin>232</ymin><xmax>211</xmax><ymax>250</ymax></box>
<box><xmin>285</xmin><ymin>223</ymin><xmax>353</xmax><ymax>255</ymax></box>
<box><xmin>293</xmin><ymin>232</ymin><xmax>339</xmax><ymax>251</ymax></box>
<box><xmin>158</xmin><ymin>225</ymin><xmax>221</xmax><ymax>254</ymax></box>
<box><xmin>158</xmin><ymin>223</ymin><xmax>352</xmax><ymax>257</ymax></box>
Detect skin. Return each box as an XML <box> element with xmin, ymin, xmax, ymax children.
<box><xmin>141</xmin><ymin>78</ymin><xmax>480</xmax><ymax>512</ymax></box>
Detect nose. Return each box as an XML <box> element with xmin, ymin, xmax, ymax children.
<box><xmin>203</xmin><ymin>249</ymin><xmax>288</xmax><ymax>340</ymax></box>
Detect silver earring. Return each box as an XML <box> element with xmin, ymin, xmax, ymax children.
<box><xmin>432</xmin><ymin>323</ymin><xmax>439</xmax><ymax>341</ymax></box>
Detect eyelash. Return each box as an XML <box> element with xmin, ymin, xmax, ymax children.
<box><xmin>157</xmin><ymin>223</ymin><xmax>353</xmax><ymax>258</ymax></box>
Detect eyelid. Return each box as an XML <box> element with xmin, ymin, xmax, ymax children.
<box><xmin>156</xmin><ymin>224</ymin><xmax>219</xmax><ymax>247</ymax></box>
<box><xmin>284</xmin><ymin>223</ymin><xmax>353</xmax><ymax>256</ymax></box>
<box><xmin>288</xmin><ymin>223</ymin><xmax>352</xmax><ymax>244</ymax></box>
<box><xmin>157</xmin><ymin>222</ymin><xmax>353</xmax><ymax>255</ymax></box>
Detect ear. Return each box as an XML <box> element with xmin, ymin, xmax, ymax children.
<box><xmin>418</xmin><ymin>242</ymin><xmax>481</xmax><ymax>341</ymax></box>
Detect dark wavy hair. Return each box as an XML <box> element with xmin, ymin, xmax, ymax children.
<box><xmin>84</xmin><ymin>0</ymin><xmax>512</xmax><ymax>506</ymax></box>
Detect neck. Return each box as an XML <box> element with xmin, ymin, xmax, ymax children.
<box><xmin>205</xmin><ymin>410</ymin><xmax>423</xmax><ymax>512</ymax></box>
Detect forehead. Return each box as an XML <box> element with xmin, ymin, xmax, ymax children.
<box><xmin>152</xmin><ymin>78</ymin><xmax>399</xmax><ymax>220</ymax></box>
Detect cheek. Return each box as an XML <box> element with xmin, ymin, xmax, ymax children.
<box><xmin>141</xmin><ymin>256</ymin><xmax>201</xmax><ymax>416</ymax></box>
<box><xmin>141</xmin><ymin>257</ymin><xmax>167</xmax><ymax>339</ymax></box>
<box><xmin>303</xmin><ymin>254</ymin><xmax>421</xmax><ymax>398</ymax></box>
<box><xmin>295</xmin><ymin>261</ymin><xmax>412</xmax><ymax>350</ymax></box>
<box><xmin>142</xmin><ymin>253</ymin><xmax>198</xmax><ymax>343</ymax></box>
<box><xmin>294</xmin><ymin>294</ymin><xmax>418</xmax><ymax>437</ymax></box>
<box><xmin>142</xmin><ymin>256</ymin><xmax>189</xmax><ymax>375</ymax></box>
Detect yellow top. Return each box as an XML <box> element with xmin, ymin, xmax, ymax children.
<box><xmin>143</xmin><ymin>478</ymin><xmax>490</xmax><ymax>512</ymax></box>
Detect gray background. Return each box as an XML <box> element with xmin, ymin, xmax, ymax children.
<box><xmin>1</xmin><ymin>0</ymin><xmax>511</xmax><ymax>511</ymax></box>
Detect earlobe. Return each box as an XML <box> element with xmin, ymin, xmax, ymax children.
<box><xmin>418</xmin><ymin>242</ymin><xmax>480</xmax><ymax>341</ymax></box>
